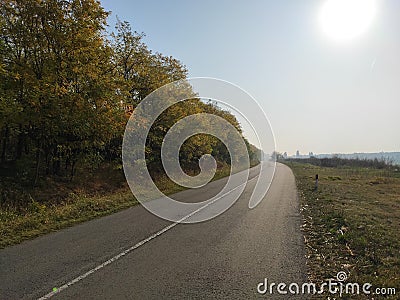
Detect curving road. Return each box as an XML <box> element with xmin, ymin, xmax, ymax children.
<box><xmin>0</xmin><ymin>163</ymin><xmax>306</xmax><ymax>299</ymax></box>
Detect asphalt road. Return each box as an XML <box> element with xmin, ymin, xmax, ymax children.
<box><xmin>0</xmin><ymin>163</ymin><xmax>307</xmax><ymax>299</ymax></box>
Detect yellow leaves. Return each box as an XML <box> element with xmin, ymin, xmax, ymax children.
<box><xmin>55</xmin><ymin>85</ymin><xmax>68</xmax><ymax>97</ymax></box>
<box><xmin>14</xmin><ymin>72</ymin><xmax>22</xmax><ymax>80</ymax></box>
<box><xmin>0</xmin><ymin>0</ymin><xmax>245</xmax><ymax>186</ymax></box>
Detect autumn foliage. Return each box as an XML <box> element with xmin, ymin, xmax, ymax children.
<box><xmin>0</xmin><ymin>0</ymin><xmax>258</xmax><ymax>190</ymax></box>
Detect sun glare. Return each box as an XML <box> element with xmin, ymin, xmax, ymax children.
<box><xmin>319</xmin><ymin>0</ymin><xmax>377</xmax><ymax>42</ymax></box>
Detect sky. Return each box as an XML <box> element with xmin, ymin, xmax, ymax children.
<box><xmin>101</xmin><ymin>0</ymin><xmax>400</xmax><ymax>155</ymax></box>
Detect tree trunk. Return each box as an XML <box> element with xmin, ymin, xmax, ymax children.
<box><xmin>34</xmin><ymin>143</ymin><xmax>42</xmax><ymax>186</ymax></box>
<box><xmin>16</xmin><ymin>125</ymin><xmax>24</xmax><ymax>159</ymax></box>
<box><xmin>70</xmin><ymin>160</ymin><xmax>77</xmax><ymax>181</ymax></box>
<box><xmin>1</xmin><ymin>125</ymin><xmax>8</xmax><ymax>163</ymax></box>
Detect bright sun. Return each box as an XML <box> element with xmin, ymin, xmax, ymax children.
<box><xmin>319</xmin><ymin>0</ymin><xmax>377</xmax><ymax>42</ymax></box>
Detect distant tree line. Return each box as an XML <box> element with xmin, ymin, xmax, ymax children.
<box><xmin>0</xmin><ymin>0</ymin><xmax>258</xmax><ymax>185</ymax></box>
<box><xmin>286</xmin><ymin>156</ymin><xmax>395</xmax><ymax>169</ymax></box>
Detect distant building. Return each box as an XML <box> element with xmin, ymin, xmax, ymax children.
<box><xmin>283</xmin><ymin>152</ymin><xmax>288</xmax><ymax>159</ymax></box>
<box><xmin>296</xmin><ymin>150</ymin><xmax>300</xmax><ymax>157</ymax></box>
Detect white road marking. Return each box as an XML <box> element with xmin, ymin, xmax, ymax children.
<box><xmin>38</xmin><ymin>174</ymin><xmax>259</xmax><ymax>299</ymax></box>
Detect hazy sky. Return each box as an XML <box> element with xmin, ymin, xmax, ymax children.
<box><xmin>102</xmin><ymin>0</ymin><xmax>400</xmax><ymax>155</ymax></box>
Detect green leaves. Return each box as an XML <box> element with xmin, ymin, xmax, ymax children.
<box><xmin>0</xmin><ymin>0</ymin><xmax>256</xmax><ymax>186</ymax></box>
<box><xmin>0</xmin><ymin>0</ymin><xmax>120</xmax><ymax>178</ymax></box>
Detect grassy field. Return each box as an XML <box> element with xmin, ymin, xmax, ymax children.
<box><xmin>286</xmin><ymin>161</ymin><xmax>399</xmax><ymax>299</ymax></box>
<box><xmin>0</xmin><ymin>163</ymin><xmax>233</xmax><ymax>248</ymax></box>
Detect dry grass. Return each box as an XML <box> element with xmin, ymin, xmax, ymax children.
<box><xmin>0</xmin><ymin>163</ymin><xmax>233</xmax><ymax>248</ymax></box>
<box><xmin>286</xmin><ymin>162</ymin><xmax>399</xmax><ymax>299</ymax></box>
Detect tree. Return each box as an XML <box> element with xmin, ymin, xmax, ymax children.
<box><xmin>0</xmin><ymin>0</ymin><xmax>123</xmax><ymax>182</ymax></box>
<box><xmin>0</xmin><ymin>0</ymin><xmax>257</xmax><ymax>192</ymax></box>
<box><xmin>271</xmin><ymin>151</ymin><xmax>283</xmax><ymax>161</ymax></box>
